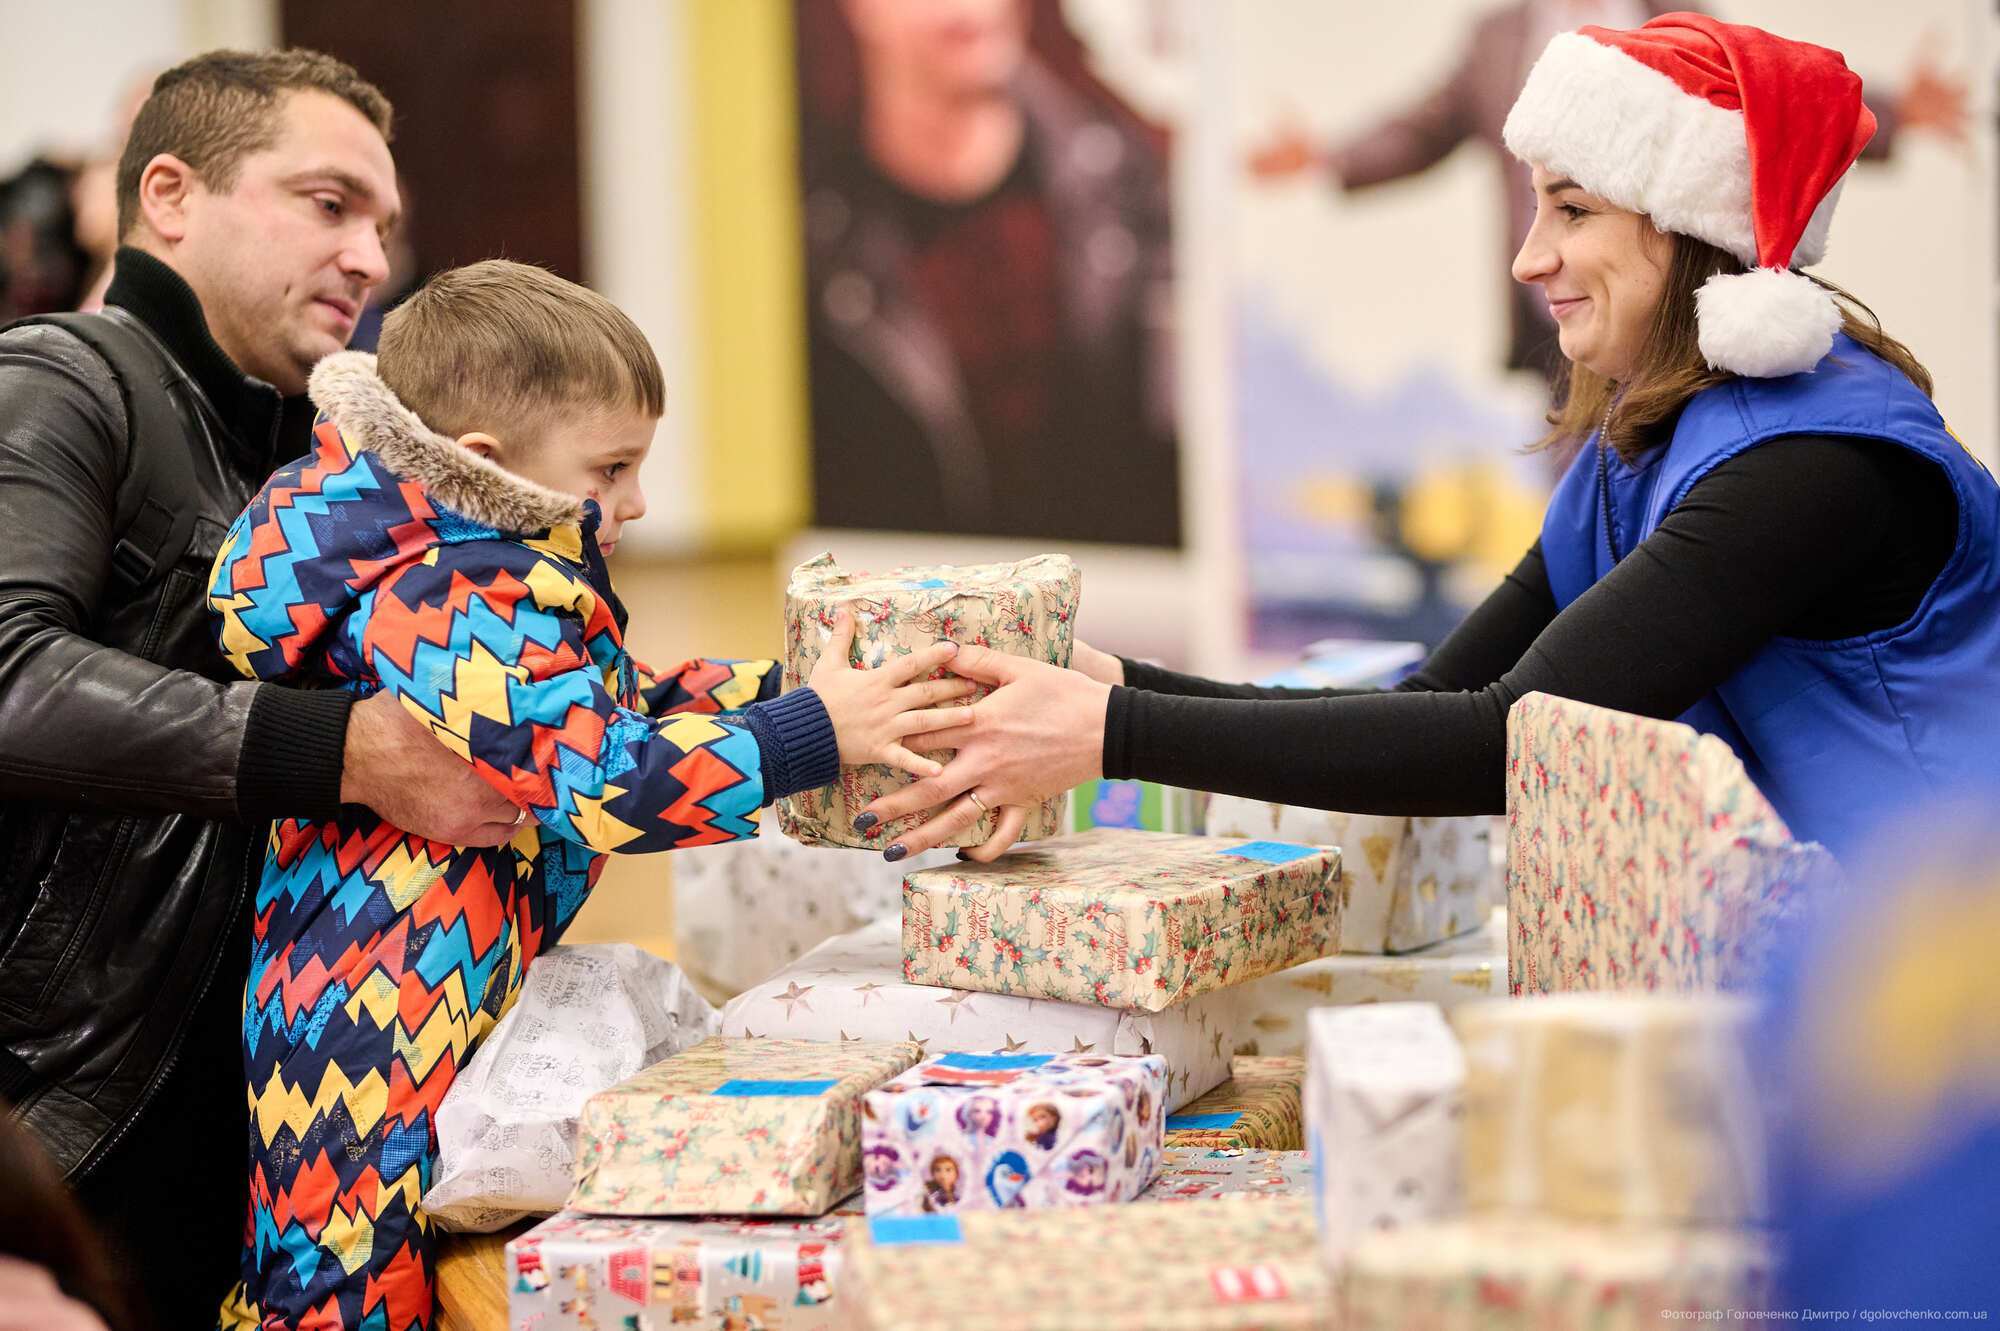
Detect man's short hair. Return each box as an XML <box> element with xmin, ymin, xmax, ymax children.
<box><xmin>116</xmin><ymin>48</ymin><xmax>393</xmax><ymax>237</ymax></box>
<box><xmin>376</xmin><ymin>260</ymin><xmax>665</xmax><ymax>443</ymax></box>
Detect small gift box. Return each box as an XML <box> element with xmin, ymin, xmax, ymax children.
<box><xmin>842</xmin><ymin>1195</ymin><xmax>1332</xmax><ymax>1331</ymax></box>
<box><xmin>569</xmin><ymin>1037</ymin><xmax>918</xmax><ymax>1217</ymax></box>
<box><xmin>721</xmin><ymin>918</ymin><xmax>1243</xmax><ymax>1110</ymax></box>
<box><xmin>860</xmin><ymin>1050</ymin><xmax>1167</xmax><ymax>1216</ymax></box>
<box><xmin>901</xmin><ymin>829</ymin><xmax>1343</xmax><ymax>1012</ymax></box>
<box><xmin>1140</xmin><ymin>1147</ymin><xmax>1313</xmax><ymax>1204</ymax></box>
<box><xmin>1067</xmin><ymin>778</ymin><xmax>1200</xmax><ymax>834</ymax></box>
<box><xmin>1306</xmin><ymin>1003</ymin><xmax>1466</xmax><ymax>1271</ymax></box>
<box><xmin>1455</xmin><ymin>993</ymin><xmax>1766</xmax><ymax>1225</ymax></box>
<box><xmin>506</xmin><ymin>1204</ymin><xmax>861</xmax><ymax>1331</ymax></box>
<box><xmin>1163</xmin><ymin>1055</ymin><xmax>1305</xmax><ymax>1151</ymax></box>
<box><xmin>777</xmin><ymin>552</ymin><xmax>1078</xmax><ymax>850</ymax></box>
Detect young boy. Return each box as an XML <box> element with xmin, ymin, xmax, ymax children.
<box><xmin>206</xmin><ymin>260</ymin><xmax>967</xmax><ymax>1330</ymax></box>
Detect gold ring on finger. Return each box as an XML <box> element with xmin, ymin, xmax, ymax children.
<box><xmin>967</xmin><ymin>790</ymin><xmax>990</xmax><ymax>815</ymax></box>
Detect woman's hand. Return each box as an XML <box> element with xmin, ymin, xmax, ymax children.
<box><xmin>857</xmin><ymin>645</ymin><xmax>1112</xmax><ymax>861</ymax></box>
<box><xmin>808</xmin><ymin>611</ymin><xmax>976</xmax><ymax>779</ymax></box>
<box><xmin>1070</xmin><ymin>639</ymin><xmax>1126</xmax><ymax>686</ymax></box>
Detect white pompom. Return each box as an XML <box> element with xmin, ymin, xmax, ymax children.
<box><xmin>1695</xmin><ymin>268</ymin><xmax>1842</xmax><ymax>378</ymax></box>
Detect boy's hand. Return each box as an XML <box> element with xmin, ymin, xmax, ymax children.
<box><xmin>341</xmin><ymin>692</ymin><xmax>525</xmax><ymax>846</ymax></box>
<box><xmin>808</xmin><ymin>611</ymin><xmax>977</xmax><ymax>780</ymax></box>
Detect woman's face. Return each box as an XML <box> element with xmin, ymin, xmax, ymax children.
<box><xmin>1511</xmin><ymin>164</ymin><xmax>1672</xmax><ymax>383</ymax></box>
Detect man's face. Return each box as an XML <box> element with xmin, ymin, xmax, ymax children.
<box><xmin>172</xmin><ymin>90</ymin><xmax>399</xmax><ymax>394</ymax></box>
<box><xmin>846</xmin><ymin>0</ymin><xmax>1028</xmax><ymax>99</ymax></box>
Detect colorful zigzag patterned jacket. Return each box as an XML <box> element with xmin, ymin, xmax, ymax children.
<box><xmin>205</xmin><ymin>351</ymin><xmax>835</xmax><ymax>1331</ymax></box>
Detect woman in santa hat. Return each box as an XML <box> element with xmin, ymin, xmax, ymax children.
<box><xmin>861</xmin><ymin>13</ymin><xmax>2000</xmax><ymax>867</ymax></box>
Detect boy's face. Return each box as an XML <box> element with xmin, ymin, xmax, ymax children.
<box><xmin>487</xmin><ymin>409</ymin><xmax>654</xmax><ymax>557</ymax></box>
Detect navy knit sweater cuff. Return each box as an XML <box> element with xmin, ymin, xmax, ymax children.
<box><xmin>744</xmin><ymin>686</ymin><xmax>840</xmax><ymax>804</ymax></box>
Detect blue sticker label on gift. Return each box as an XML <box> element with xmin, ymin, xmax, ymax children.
<box><xmin>904</xmin><ymin>578</ymin><xmax>951</xmax><ymax>589</ymax></box>
<box><xmin>1221</xmin><ymin>840</ymin><xmax>1319</xmax><ymax>865</ymax></box>
<box><xmin>711</xmin><ymin>1079</ymin><xmax>838</xmax><ymax>1097</ymax></box>
<box><xmin>1166</xmin><ymin>1111</ymin><xmax>1244</xmax><ymax>1131</ymax></box>
<box><xmin>869</xmin><ymin>1215</ymin><xmax>963</xmax><ymax>1246</ymax></box>
<box><xmin>933</xmin><ymin>1052</ymin><xmax>1055</xmax><ymax>1071</ymax></box>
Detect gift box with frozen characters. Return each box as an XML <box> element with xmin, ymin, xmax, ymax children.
<box><xmin>569</xmin><ymin>1037</ymin><xmax>918</xmax><ymax>1217</ymax></box>
<box><xmin>860</xmin><ymin>1051</ymin><xmax>1166</xmax><ymax>1216</ymax></box>
<box><xmin>1203</xmin><ymin>797</ymin><xmax>1496</xmax><ymax>955</ymax></box>
<box><xmin>1341</xmin><ymin>1218</ymin><xmax>1773</xmax><ymax>1329</ymax></box>
<box><xmin>1226</xmin><ymin>908</ymin><xmax>1505</xmax><ymax>1056</ymax></box>
<box><xmin>1066</xmin><ymin>778</ymin><xmax>1200</xmax><ymax>834</ymax></box>
<box><xmin>842</xmin><ymin>1195</ymin><xmax>1331</xmax><ymax>1331</ymax></box>
<box><xmin>1306</xmin><ymin>1002</ymin><xmax>1467</xmax><ymax>1272</ymax></box>
<box><xmin>720</xmin><ymin>917</ymin><xmax>1243</xmax><ymax>1111</ymax></box>
<box><xmin>1505</xmin><ymin>691</ymin><xmax>1839</xmax><ymax>994</ymax></box>
<box><xmin>1141</xmin><ymin>1147</ymin><xmax>1313</xmax><ymax>1204</ymax></box>
<box><xmin>901</xmin><ymin>829</ymin><xmax>1343</xmax><ymax>1012</ymax></box>
<box><xmin>1455</xmin><ymin>994</ymin><xmax>1766</xmax><ymax>1226</ymax></box>
<box><xmin>506</xmin><ymin>1204</ymin><xmax>861</xmax><ymax>1331</ymax></box>
<box><xmin>1163</xmin><ymin>1056</ymin><xmax>1305</xmax><ymax>1151</ymax></box>
<box><xmin>777</xmin><ymin>552</ymin><xmax>1078</xmax><ymax>850</ymax></box>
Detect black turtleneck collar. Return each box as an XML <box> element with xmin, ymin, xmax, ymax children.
<box><xmin>102</xmin><ymin>245</ymin><xmax>313</xmax><ymax>466</ymax></box>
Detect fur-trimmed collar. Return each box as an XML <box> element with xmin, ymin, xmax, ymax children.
<box><xmin>307</xmin><ymin>351</ymin><xmax>584</xmax><ymax>535</ymax></box>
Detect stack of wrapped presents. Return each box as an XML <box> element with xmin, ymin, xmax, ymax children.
<box><xmin>462</xmin><ymin>558</ymin><xmax>1833</xmax><ymax>1329</ymax></box>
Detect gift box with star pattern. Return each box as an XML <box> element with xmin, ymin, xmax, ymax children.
<box><xmin>719</xmin><ymin>918</ymin><xmax>1244</xmax><ymax>1112</ymax></box>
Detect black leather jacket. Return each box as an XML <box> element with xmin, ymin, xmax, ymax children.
<box><xmin>0</xmin><ymin>248</ymin><xmax>350</xmax><ymax>1178</ymax></box>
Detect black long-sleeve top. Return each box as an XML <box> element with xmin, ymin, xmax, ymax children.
<box><xmin>1104</xmin><ymin>435</ymin><xmax>1956</xmax><ymax>814</ymax></box>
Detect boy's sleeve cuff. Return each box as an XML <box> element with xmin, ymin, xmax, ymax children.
<box><xmin>743</xmin><ymin>686</ymin><xmax>840</xmax><ymax>803</ymax></box>
<box><xmin>237</xmin><ymin>685</ymin><xmax>355</xmax><ymax>822</ymax></box>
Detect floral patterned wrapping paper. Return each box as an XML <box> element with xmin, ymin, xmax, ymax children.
<box><xmin>860</xmin><ymin>1051</ymin><xmax>1167</xmax><ymax>1216</ymax></box>
<box><xmin>1505</xmin><ymin>691</ymin><xmax>1841</xmax><ymax>994</ymax></box>
<box><xmin>1341</xmin><ymin>1218</ymin><xmax>1773</xmax><ymax>1330</ymax></box>
<box><xmin>777</xmin><ymin>552</ymin><xmax>1079</xmax><ymax>850</ymax></box>
<box><xmin>1306</xmin><ymin>1003</ymin><xmax>1467</xmax><ymax>1272</ymax></box>
<box><xmin>1454</xmin><ymin>994</ymin><xmax>1767</xmax><ymax>1226</ymax></box>
<box><xmin>840</xmin><ymin>1195</ymin><xmax>1333</xmax><ymax>1331</ymax></box>
<box><xmin>1163</xmin><ymin>1055</ymin><xmax>1305</xmax><ymax>1151</ymax></box>
<box><xmin>901</xmin><ymin>829</ymin><xmax>1344</xmax><ymax>1013</ymax></box>
<box><xmin>719</xmin><ymin>917</ymin><xmax>1243</xmax><ymax>1111</ymax></box>
<box><xmin>569</xmin><ymin>1037</ymin><xmax>919</xmax><ymax>1217</ymax></box>
<box><xmin>1203</xmin><ymin>798</ymin><xmax>1496</xmax><ymax>954</ymax></box>
<box><xmin>1228</xmin><ymin>908</ymin><xmax>1505</xmax><ymax>1057</ymax></box>
<box><xmin>1140</xmin><ymin>1147</ymin><xmax>1313</xmax><ymax>1203</ymax></box>
<box><xmin>506</xmin><ymin>1203</ymin><xmax>862</xmax><ymax>1331</ymax></box>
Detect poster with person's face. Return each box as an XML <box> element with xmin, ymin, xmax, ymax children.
<box><xmin>792</xmin><ymin>0</ymin><xmax>1182</xmax><ymax>549</ymax></box>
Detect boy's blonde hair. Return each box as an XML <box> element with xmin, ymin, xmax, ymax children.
<box><xmin>377</xmin><ymin>259</ymin><xmax>664</xmax><ymax>444</ymax></box>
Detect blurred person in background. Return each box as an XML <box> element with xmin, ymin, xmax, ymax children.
<box><xmin>0</xmin><ymin>1108</ymin><xmax>128</xmax><ymax>1331</ymax></box>
<box><xmin>0</xmin><ymin>49</ymin><xmax>516</xmax><ymax>1327</ymax></box>
<box><xmin>799</xmin><ymin>0</ymin><xmax>1180</xmax><ymax>545</ymax></box>
<box><xmin>1247</xmin><ymin>0</ymin><xmax>1969</xmax><ymax>385</ymax></box>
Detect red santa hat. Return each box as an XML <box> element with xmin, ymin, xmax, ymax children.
<box><xmin>1502</xmin><ymin>13</ymin><xmax>1877</xmax><ymax>378</ymax></box>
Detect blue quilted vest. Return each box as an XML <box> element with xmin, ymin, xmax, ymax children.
<box><xmin>1540</xmin><ymin>333</ymin><xmax>2000</xmax><ymax>861</ymax></box>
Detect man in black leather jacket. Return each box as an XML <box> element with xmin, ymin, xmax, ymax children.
<box><xmin>0</xmin><ymin>50</ymin><xmax>519</xmax><ymax>1326</ymax></box>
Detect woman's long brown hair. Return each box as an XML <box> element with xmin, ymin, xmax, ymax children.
<box><xmin>1538</xmin><ymin>231</ymin><xmax>1935</xmax><ymax>463</ymax></box>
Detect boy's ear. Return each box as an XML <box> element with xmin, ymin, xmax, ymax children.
<box><xmin>456</xmin><ymin>431</ymin><xmax>502</xmax><ymax>461</ymax></box>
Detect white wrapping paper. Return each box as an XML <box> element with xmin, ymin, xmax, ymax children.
<box><xmin>423</xmin><ymin>945</ymin><xmax>719</xmax><ymax>1231</ymax></box>
<box><xmin>720</xmin><ymin>918</ymin><xmax>1245</xmax><ymax>1112</ymax></box>
<box><xmin>1306</xmin><ymin>1002</ymin><xmax>1466</xmax><ymax>1271</ymax></box>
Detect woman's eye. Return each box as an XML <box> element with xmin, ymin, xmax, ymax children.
<box><xmin>1559</xmin><ymin>203</ymin><xmax>1588</xmax><ymax>222</ymax></box>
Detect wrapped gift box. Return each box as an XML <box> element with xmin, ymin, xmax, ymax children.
<box><xmin>1306</xmin><ymin>1003</ymin><xmax>1466</xmax><ymax>1271</ymax></box>
<box><xmin>673</xmin><ymin>827</ymin><xmax>951</xmax><ymax>1001</ymax></box>
<box><xmin>1204</xmin><ymin>797</ymin><xmax>1495</xmax><ymax>954</ymax></box>
<box><xmin>842</xmin><ymin>1195</ymin><xmax>1331</xmax><ymax>1330</ymax></box>
<box><xmin>720</xmin><ymin>918</ymin><xmax>1242</xmax><ymax>1111</ymax></box>
<box><xmin>506</xmin><ymin>1204</ymin><xmax>860</xmax><ymax>1330</ymax></box>
<box><xmin>777</xmin><ymin>552</ymin><xmax>1078</xmax><ymax>850</ymax></box>
<box><xmin>1164</xmin><ymin>1055</ymin><xmax>1304</xmax><ymax>1151</ymax></box>
<box><xmin>1342</xmin><ymin>1218</ymin><xmax>1772</xmax><ymax>1329</ymax></box>
<box><xmin>1067</xmin><ymin>778</ymin><xmax>1200</xmax><ymax>834</ymax></box>
<box><xmin>1256</xmin><ymin>638</ymin><xmax>1426</xmax><ymax>690</ymax></box>
<box><xmin>570</xmin><ymin>1037</ymin><xmax>918</xmax><ymax>1217</ymax></box>
<box><xmin>901</xmin><ymin>829</ymin><xmax>1343</xmax><ymax>1012</ymax></box>
<box><xmin>1506</xmin><ymin>691</ymin><xmax>1839</xmax><ymax>994</ymax></box>
<box><xmin>1228</xmin><ymin>908</ymin><xmax>1505</xmax><ymax>1057</ymax></box>
<box><xmin>860</xmin><ymin>1051</ymin><xmax>1166</xmax><ymax>1215</ymax></box>
<box><xmin>1141</xmin><ymin>1147</ymin><xmax>1313</xmax><ymax>1203</ymax></box>
<box><xmin>1455</xmin><ymin>994</ymin><xmax>1766</xmax><ymax>1225</ymax></box>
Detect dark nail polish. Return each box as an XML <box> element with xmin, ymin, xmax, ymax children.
<box><xmin>884</xmin><ymin>843</ymin><xmax>908</xmax><ymax>863</ymax></box>
<box><xmin>955</xmin><ymin>849</ymin><xmax>972</xmax><ymax>862</ymax></box>
<box><xmin>852</xmin><ymin>812</ymin><xmax>879</xmax><ymax>833</ymax></box>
